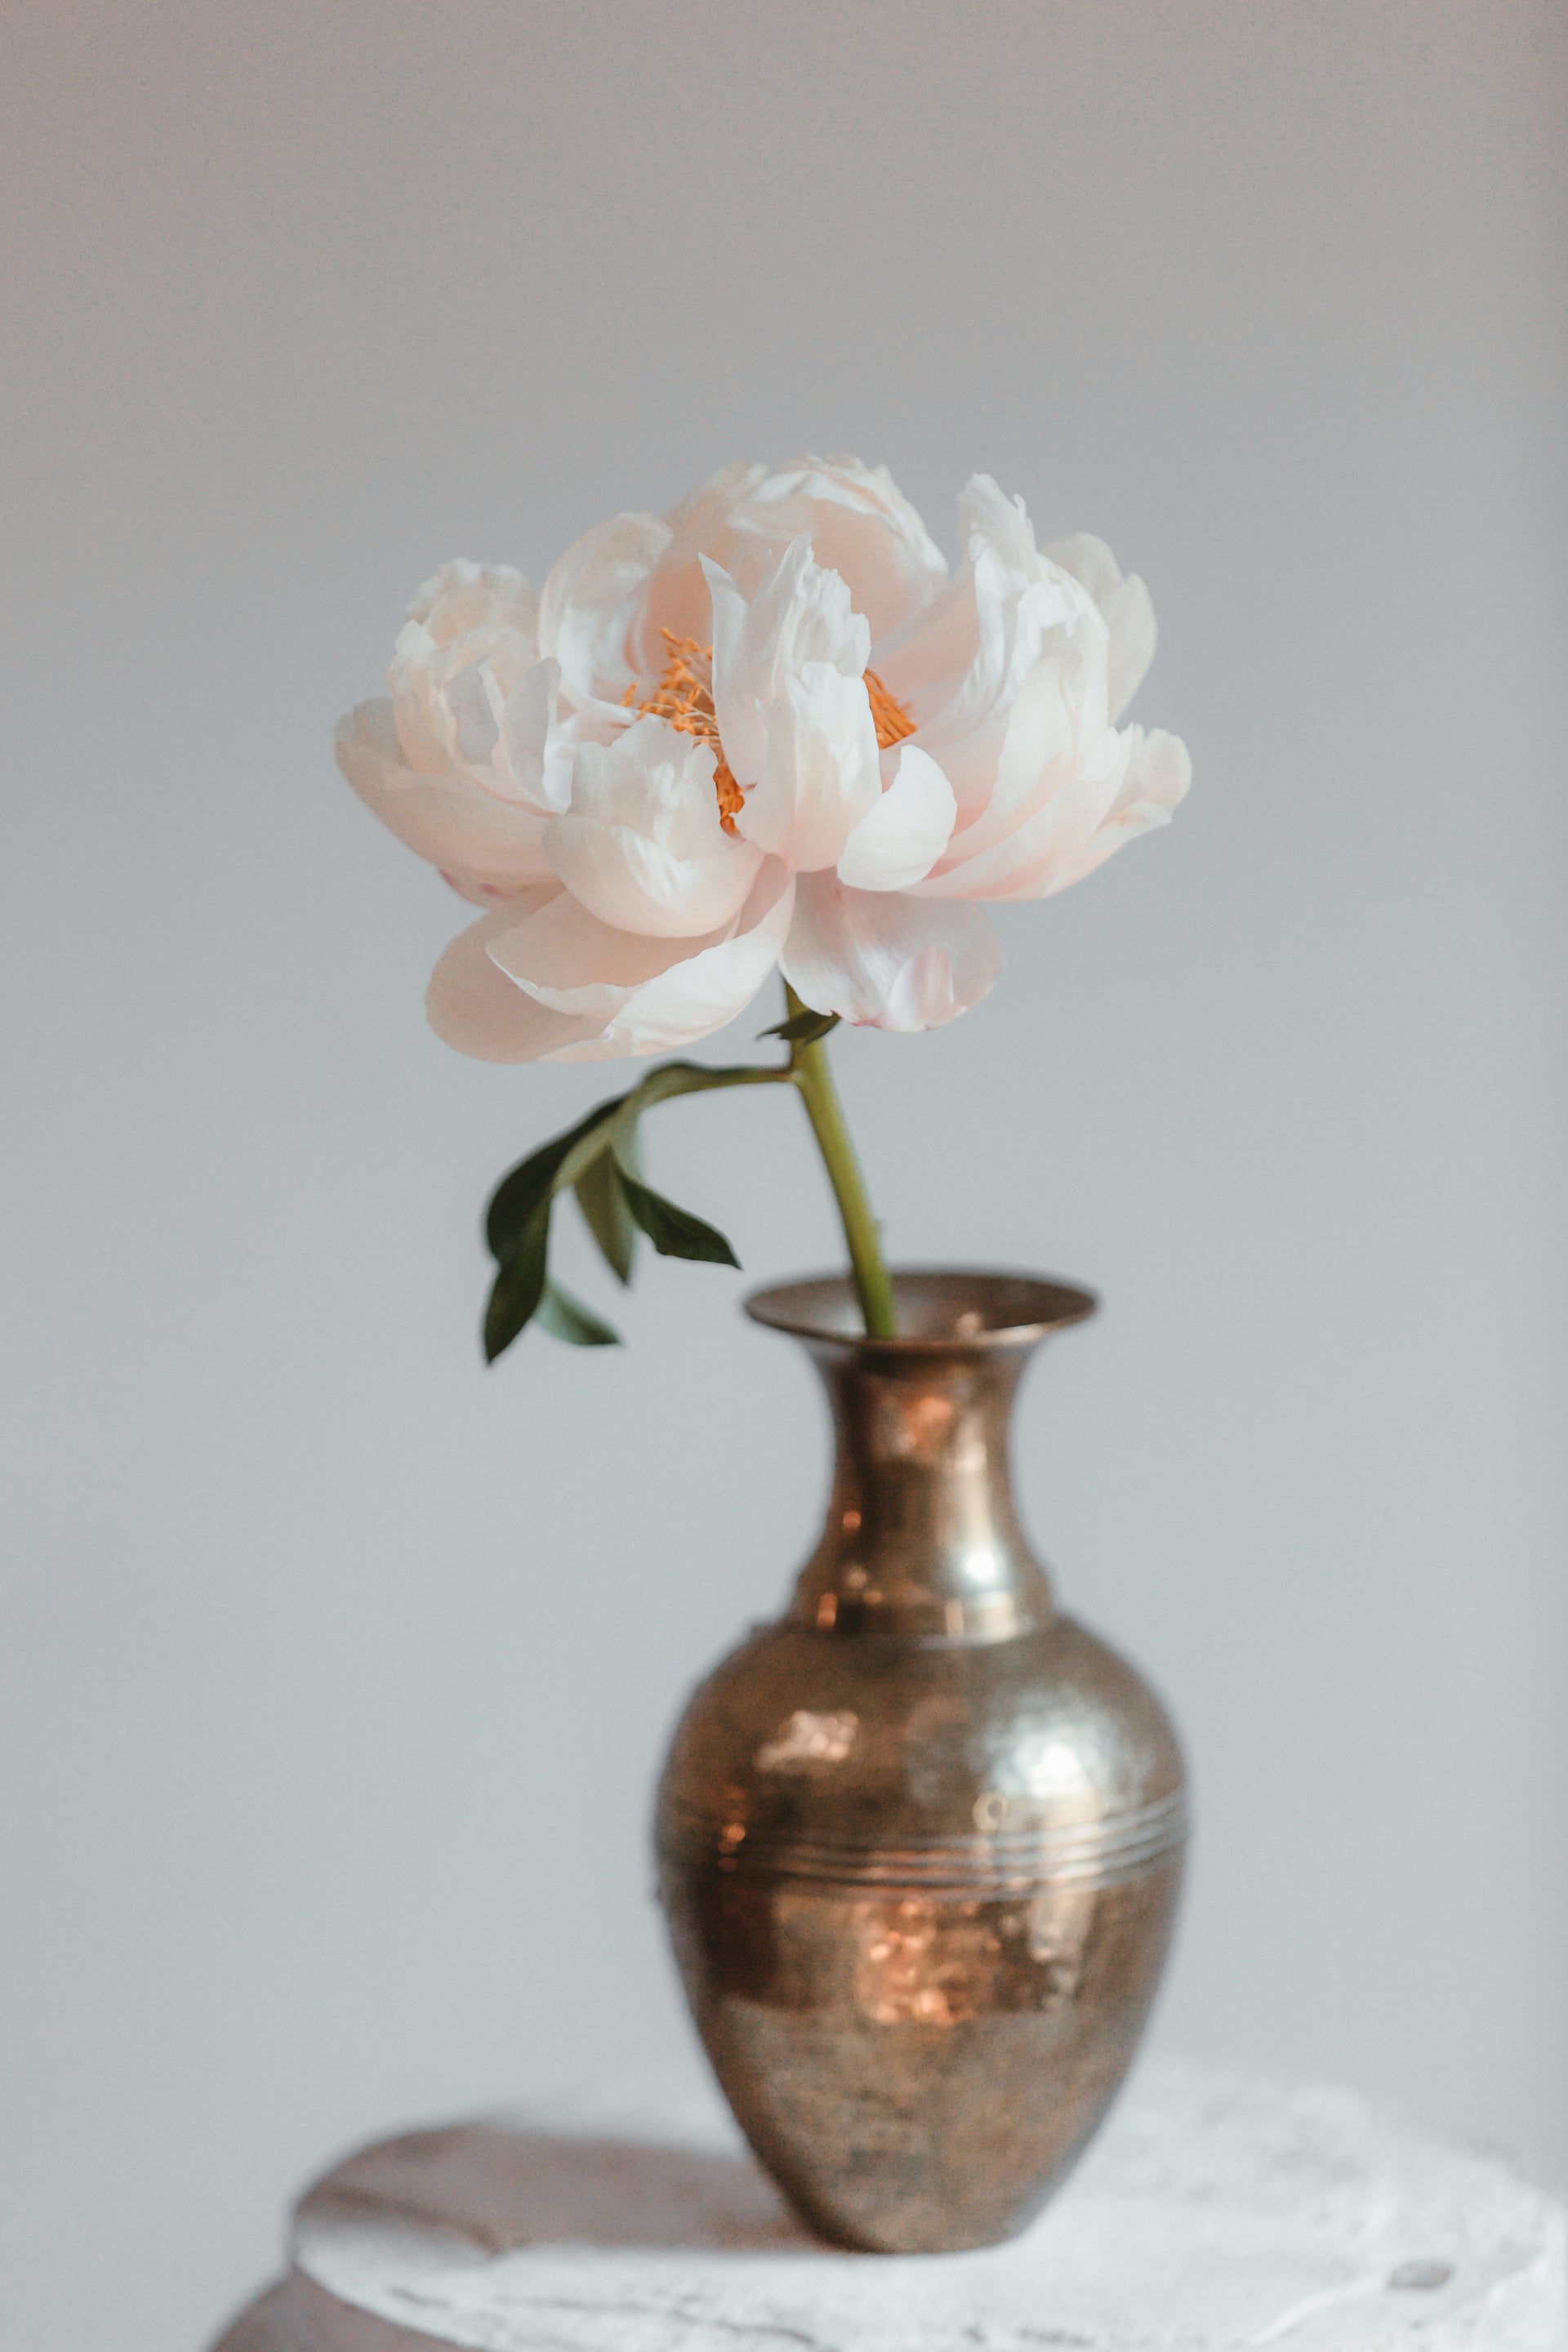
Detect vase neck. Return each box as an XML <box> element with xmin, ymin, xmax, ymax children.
<box><xmin>789</xmin><ymin>1340</ymin><xmax>1050</xmax><ymax>1645</ymax></box>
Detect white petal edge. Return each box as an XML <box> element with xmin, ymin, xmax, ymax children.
<box><xmin>782</xmin><ymin>871</ymin><xmax>1002</xmax><ymax>1033</ymax></box>
<box><xmin>742</xmin><ymin>660</ymin><xmax>881</xmax><ymax>873</ymax></box>
<box><xmin>913</xmin><ymin>711</ymin><xmax>1130</xmax><ymax>902</ymax></box>
<box><xmin>1037</xmin><ymin>728</ymin><xmax>1192</xmax><ymax>898</ymax></box>
<box><xmin>735</xmin><ymin>457</ymin><xmax>948</xmax><ymax>642</ymax></box>
<box><xmin>707</xmin><ymin>537</ymin><xmax>872</xmax><ymax>795</ymax></box>
<box><xmin>404</xmin><ymin>558</ymin><xmax>537</xmax><ymax>641</ymax></box>
<box><xmin>546</xmin><ymin>717</ymin><xmax>763</xmax><ymax>938</ymax></box>
<box><xmin>1045</xmin><ymin>532</ymin><xmax>1156</xmax><ymax>722</ymax></box>
<box><xmin>478</xmin><ymin>864</ymin><xmax>794</xmax><ymax>1059</ymax></box>
<box><xmin>568</xmin><ymin>866</ymin><xmax>795</xmax><ymax>1062</ymax></box>
<box><xmin>335</xmin><ymin>700</ymin><xmax>555</xmax><ymax>893</ymax></box>
<box><xmin>835</xmin><ymin>744</ymin><xmax>957</xmax><ymax>890</ymax></box>
<box><xmin>426</xmin><ymin>871</ymin><xmax>791</xmax><ymax>1065</ymax></box>
<box><xmin>537</xmin><ymin>509</ymin><xmax>671</xmax><ymax>704</ymax></box>
<box><xmin>487</xmin><ymin>889</ymin><xmax>707</xmax><ymax>1021</ymax></box>
<box><xmin>425</xmin><ymin>893</ymin><xmax>606</xmax><ymax>1063</ymax></box>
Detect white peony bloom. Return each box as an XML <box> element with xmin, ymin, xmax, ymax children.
<box><xmin>337</xmin><ymin>458</ymin><xmax>1189</xmax><ymax>1059</ymax></box>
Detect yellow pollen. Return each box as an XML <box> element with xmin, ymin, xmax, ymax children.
<box><xmin>630</xmin><ymin>631</ymin><xmax>916</xmax><ymax>835</ymax></box>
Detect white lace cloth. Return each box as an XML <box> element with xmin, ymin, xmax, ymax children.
<box><xmin>212</xmin><ymin>2060</ymin><xmax>1566</xmax><ymax>2352</ymax></box>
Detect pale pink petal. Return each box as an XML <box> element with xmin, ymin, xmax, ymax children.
<box><xmin>869</xmin><ymin>570</ymin><xmax>979</xmax><ymax>725</ymax></box>
<box><xmin>917</xmin><ymin>721</ymin><xmax>1131</xmax><ymax>902</ymax></box>
<box><xmin>709</xmin><ymin>541</ymin><xmax>879</xmax><ymax>872</ymax></box>
<box><xmin>452</xmin><ymin>865</ymin><xmax>792</xmax><ymax>1065</ymax></box>
<box><xmin>486</xmin><ymin>890</ymin><xmax>701</xmax><ymax>1021</ymax></box>
<box><xmin>532</xmin><ymin>696</ymin><xmax>630</xmax><ymax>818</ymax></box>
<box><xmin>389</xmin><ymin>562</ymin><xmax>542</xmax><ymax>786</ymax></box>
<box><xmin>782</xmin><ymin>871</ymin><xmax>1002</xmax><ymax>1032</ymax></box>
<box><xmin>877</xmin><ymin>523</ymin><xmax>1107</xmax><ymax>826</ymax></box>
<box><xmin>335</xmin><ymin>700</ymin><xmax>555</xmax><ymax>893</ymax></box>
<box><xmin>425</xmin><ymin>896</ymin><xmax>605</xmax><ymax>1063</ymax></box>
<box><xmin>626</xmin><ymin>461</ymin><xmax>770</xmax><ymax>669</ymax></box>
<box><xmin>545</xmin><ymin>715</ymin><xmax>763</xmax><ymax>938</ymax></box>
<box><xmin>405</xmin><ymin>559</ymin><xmax>538</xmax><ymax>644</ymax></box>
<box><xmin>440</xmin><ymin>869</ymin><xmax>552</xmax><ymax>910</ymax></box>
<box><xmin>497</xmin><ymin>657</ymin><xmax>564</xmax><ymax>810</ymax></box>
<box><xmin>703</xmin><ymin>558</ymin><xmax>759</xmax><ymax>774</ymax></box>
<box><xmin>738</xmin><ymin>661</ymin><xmax>880</xmax><ymax>873</ymax></box>
<box><xmin>1046</xmin><ymin>532</ymin><xmax>1157</xmax><ymax>722</ymax></box>
<box><xmin>568</xmin><ymin>866</ymin><xmax>795</xmax><ymax>1062</ymax></box>
<box><xmin>708</xmin><ymin>540</ymin><xmax>871</xmax><ymax>781</ymax></box>
<box><xmin>835</xmin><ymin>744</ymin><xmax>956</xmax><ymax>891</ymax></box>
<box><xmin>732</xmin><ymin>457</ymin><xmax>947</xmax><ymax>640</ymax></box>
<box><xmin>1038</xmin><ymin>728</ymin><xmax>1192</xmax><ymax>897</ymax></box>
<box><xmin>661</xmin><ymin>461</ymin><xmax>771</xmax><ymax>546</ymax></box>
<box><xmin>957</xmin><ymin>473</ymin><xmax>1037</xmax><ymax>571</ymax></box>
<box><xmin>538</xmin><ymin>510</ymin><xmax>671</xmax><ymax>704</ymax></box>
<box><xmin>913</xmin><ymin>655</ymin><xmax>1093</xmax><ymax>885</ymax></box>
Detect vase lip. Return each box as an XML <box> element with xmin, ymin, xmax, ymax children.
<box><xmin>743</xmin><ymin>1267</ymin><xmax>1098</xmax><ymax>1352</ymax></box>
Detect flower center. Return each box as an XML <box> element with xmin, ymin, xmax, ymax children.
<box><xmin>628</xmin><ymin>634</ymin><xmax>744</xmax><ymax>829</ymax></box>
<box><xmin>629</xmin><ymin>630</ymin><xmax>915</xmax><ymax>835</ymax></box>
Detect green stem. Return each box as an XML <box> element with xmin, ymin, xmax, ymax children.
<box><xmin>784</xmin><ymin>987</ymin><xmax>898</xmax><ymax>1339</ymax></box>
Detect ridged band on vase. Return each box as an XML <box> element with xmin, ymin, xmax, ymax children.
<box><xmin>660</xmin><ymin>1786</ymin><xmax>1187</xmax><ymax>1895</ymax></box>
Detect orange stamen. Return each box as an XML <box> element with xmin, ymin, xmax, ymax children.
<box><xmin>630</xmin><ymin>631</ymin><xmax>745</xmax><ymax>831</ymax></box>
<box><xmin>630</xmin><ymin>633</ymin><xmax>918</xmax><ymax>835</ymax></box>
<box><xmin>864</xmin><ymin>666</ymin><xmax>916</xmax><ymax>750</ymax></box>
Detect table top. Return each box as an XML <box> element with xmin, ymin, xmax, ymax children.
<box><xmin>213</xmin><ymin>2059</ymin><xmax>1566</xmax><ymax>2352</ymax></box>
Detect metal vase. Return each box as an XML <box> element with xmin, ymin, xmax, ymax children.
<box><xmin>656</xmin><ymin>1270</ymin><xmax>1187</xmax><ymax>2254</ymax></box>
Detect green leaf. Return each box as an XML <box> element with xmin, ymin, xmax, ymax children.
<box><xmin>573</xmin><ymin>1143</ymin><xmax>639</xmax><ymax>1284</ymax></box>
<box><xmin>485</xmin><ymin>1065</ymin><xmax>755</xmax><ymax>1266</ymax></box>
<box><xmin>584</xmin><ymin>1060</ymin><xmax>766</xmax><ymax>1275</ymax></box>
<box><xmin>535</xmin><ymin>1281</ymin><xmax>621</xmax><ymax>1347</ymax></box>
<box><xmin>758</xmin><ymin>1005</ymin><xmax>840</xmax><ymax>1046</ymax></box>
<box><xmin>485</xmin><ymin>1094</ymin><xmax>626</xmax><ymax>1263</ymax></box>
<box><xmin>614</xmin><ymin>1166</ymin><xmax>741</xmax><ymax>1267</ymax></box>
<box><xmin>483</xmin><ymin>1205</ymin><xmax>551</xmax><ymax>1362</ymax></box>
<box><xmin>481</xmin><ymin>1058</ymin><xmax>770</xmax><ymax>1352</ymax></box>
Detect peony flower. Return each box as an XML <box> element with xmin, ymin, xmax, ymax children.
<box><xmin>337</xmin><ymin>457</ymin><xmax>1188</xmax><ymax>1062</ymax></box>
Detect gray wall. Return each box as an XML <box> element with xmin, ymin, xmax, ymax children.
<box><xmin>2</xmin><ymin>6</ymin><xmax>1564</xmax><ymax>2345</ymax></box>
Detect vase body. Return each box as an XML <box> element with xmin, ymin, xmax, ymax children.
<box><xmin>656</xmin><ymin>1271</ymin><xmax>1186</xmax><ymax>2255</ymax></box>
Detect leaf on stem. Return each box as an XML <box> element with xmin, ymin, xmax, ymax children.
<box><xmin>480</xmin><ymin>1056</ymin><xmax>772</xmax><ymax>1357</ymax></box>
<box><xmin>535</xmin><ymin>1281</ymin><xmax>621</xmax><ymax>1347</ymax></box>
<box><xmin>483</xmin><ymin>1203</ymin><xmax>552</xmax><ymax>1362</ymax></box>
<box><xmin>758</xmin><ymin>1006</ymin><xmax>840</xmax><ymax>1047</ymax></box>
<box><xmin>613</xmin><ymin>1162</ymin><xmax>741</xmax><ymax>1267</ymax></box>
<box><xmin>485</xmin><ymin>1094</ymin><xmax>626</xmax><ymax>1263</ymax></box>
<box><xmin>573</xmin><ymin>1147</ymin><xmax>639</xmax><ymax>1285</ymax></box>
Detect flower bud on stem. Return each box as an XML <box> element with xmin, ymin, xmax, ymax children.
<box><xmin>783</xmin><ymin>984</ymin><xmax>899</xmax><ymax>1339</ymax></box>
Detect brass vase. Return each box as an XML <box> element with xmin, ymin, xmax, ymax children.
<box><xmin>656</xmin><ymin>1270</ymin><xmax>1187</xmax><ymax>2254</ymax></box>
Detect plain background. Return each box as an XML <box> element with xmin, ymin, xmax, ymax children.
<box><xmin>2</xmin><ymin>4</ymin><xmax>1565</xmax><ymax>2345</ymax></box>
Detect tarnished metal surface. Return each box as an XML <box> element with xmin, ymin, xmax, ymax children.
<box><xmin>656</xmin><ymin>1271</ymin><xmax>1187</xmax><ymax>2253</ymax></box>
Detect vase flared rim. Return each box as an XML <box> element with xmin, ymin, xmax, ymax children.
<box><xmin>743</xmin><ymin>1268</ymin><xmax>1098</xmax><ymax>1351</ymax></box>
